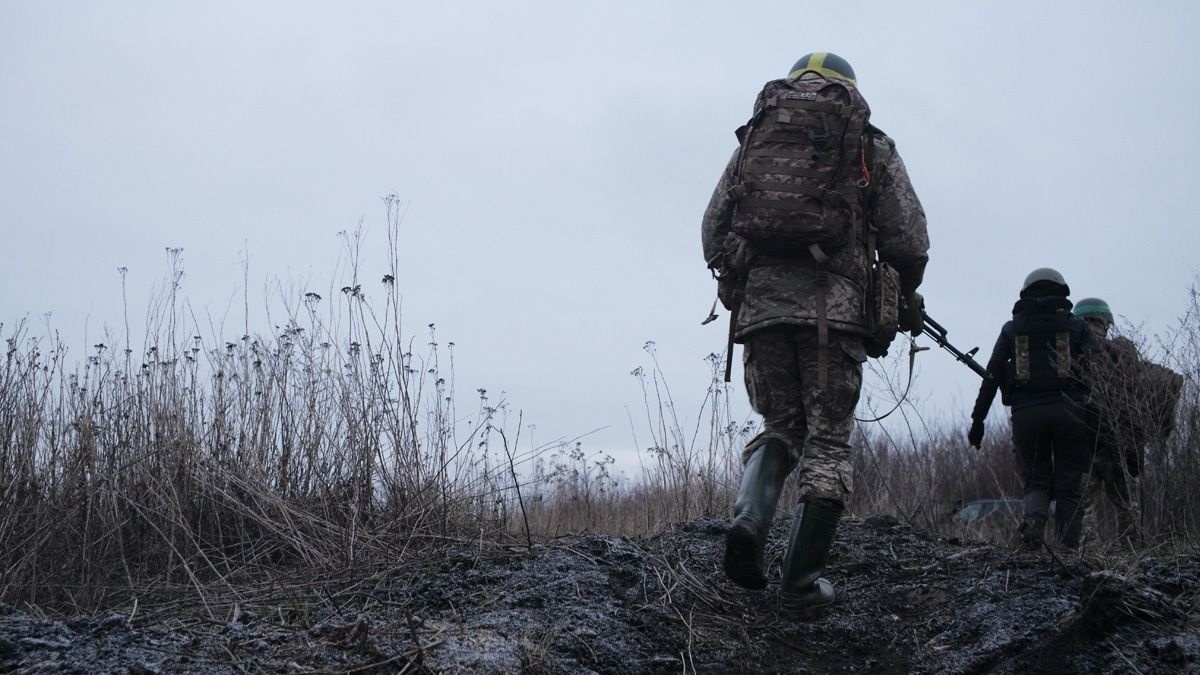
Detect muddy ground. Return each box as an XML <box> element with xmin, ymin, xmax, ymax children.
<box><xmin>1</xmin><ymin>515</ymin><xmax>1196</xmax><ymax>673</ymax></box>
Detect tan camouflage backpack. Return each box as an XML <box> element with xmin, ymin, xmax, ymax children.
<box><xmin>729</xmin><ymin>74</ymin><xmax>873</xmax><ymax>256</ymax></box>
<box><xmin>1085</xmin><ymin>337</ymin><xmax>1185</xmax><ymax>475</ymax></box>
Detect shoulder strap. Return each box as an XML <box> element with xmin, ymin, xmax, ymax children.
<box><xmin>810</xmin><ymin>243</ymin><xmax>830</xmax><ymax>389</ymax></box>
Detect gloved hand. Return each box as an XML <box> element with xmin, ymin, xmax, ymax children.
<box><xmin>967</xmin><ymin>419</ymin><xmax>985</xmax><ymax>449</ymax></box>
<box><xmin>864</xmin><ymin>335</ymin><xmax>892</xmax><ymax>359</ymax></box>
<box><xmin>898</xmin><ymin>292</ymin><xmax>924</xmax><ymax>337</ymax></box>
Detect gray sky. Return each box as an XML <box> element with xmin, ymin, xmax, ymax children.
<box><xmin>3</xmin><ymin>2</ymin><xmax>1198</xmax><ymax>469</ymax></box>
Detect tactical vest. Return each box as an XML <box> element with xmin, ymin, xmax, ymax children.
<box><xmin>729</xmin><ymin>75</ymin><xmax>871</xmax><ymax>255</ymax></box>
<box><xmin>1008</xmin><ymin>306</ymin><xmax>1079</xmax><ymax>395</ymax></box>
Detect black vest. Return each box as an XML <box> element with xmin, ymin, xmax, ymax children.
<box><xmin>1008</xmin><ymin>297</ymin><xmax>1081</xmax><ymax>395</ymax></box>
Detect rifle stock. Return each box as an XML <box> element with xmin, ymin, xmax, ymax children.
<box><xmin>921</xmin><ymin>311</ymin><xmax>992</xmax><ymax>381</ymax></box>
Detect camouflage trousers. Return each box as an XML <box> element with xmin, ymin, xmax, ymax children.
<box><xmin>740</xmin><ymin>326</ymin><xmax>866</xmax><ymax>502</ymax></box>
<box><xmin>1081</xmin><ymin>445</ymin><xmax>1141</xmax><ymax>550</ymax></box>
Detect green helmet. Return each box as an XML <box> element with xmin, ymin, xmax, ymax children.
<box><xmin>788</xmin><ymin>52</ymin><xmax>856</xmax><ymax>84</ymax></box>
<box><xmin>1073</xmin><ymin>297</ymin><xmax>1113</xmax><ymax>324</ymax></box>
<box><xmin>1020</xmin><ymin>267</ymin><xmax>1070</xmax><ymax>297</ymax></box>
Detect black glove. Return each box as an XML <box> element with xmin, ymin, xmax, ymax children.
<box><xmin>967</xmin><ymin>419</ymin><xmax>985</xmax><ymax>449</ymax></box>
<box><xmin>864</xmin><ymin>336</ymin><xmax>892</xmax><ymax>359</ymax></box>
<box><xmin>898</xmin><ymin>292</ymin><xmax>924</xmax><ymax>337</ymax></box>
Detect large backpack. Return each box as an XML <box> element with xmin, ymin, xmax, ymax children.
<box><xmin>1093</xmin><ymin>339</ymin><xmax>1184</xmax><ymax>476</ymax></box>
<box><xmin>729</xmin><ymin>75</ymin><xmax>872</xmax><ymax>255</ymax></box>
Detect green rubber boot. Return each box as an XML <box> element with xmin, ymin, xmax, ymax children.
<box><xmin>780</xmin><ymin>497</ymin><xmax>844</xmax><ymax>610</ymax></box>
<box><xmin>724</xmin><ymin>439</ymin><xmax>794</xmax><ymax>590</ymax></box>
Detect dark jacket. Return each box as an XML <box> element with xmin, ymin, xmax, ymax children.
<box><xmin>971</xmin><ymin>296</ymin><xmax>1103</xmax><ymax>422</ymax></box>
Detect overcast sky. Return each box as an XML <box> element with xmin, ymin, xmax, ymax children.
<box><xmin>3</xmin><ymin>2</ymin><xmax>1198</xmax><ymax>470</ymax></box>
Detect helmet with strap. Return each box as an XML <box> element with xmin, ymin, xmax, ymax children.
<box><xmin>788</xmin><ymin>52</ymin><xmax>856</xmax><ymax>84</ymax></box>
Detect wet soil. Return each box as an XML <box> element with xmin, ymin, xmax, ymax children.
<box><xmin>1</xmin><ymin>515</ymin><xmax>1196</xmax><ymax>673</ymax></box>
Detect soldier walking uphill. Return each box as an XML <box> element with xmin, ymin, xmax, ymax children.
<box><xmin>1075</xmin><ymin>297</ymin><xmax>1137</xmax><ymax>547</ymax></box>
<box><xmin>1074</xmin><ymin>297</ymin><xmax>1184</xmax><ymax>551</ymax></box>
<box><xmin>968</xmin><ymin>269</ymin><xmax>1102</xmax><ymax>550</ymax></box>
<box><xmin>702</xmin><ymin>52</ymin><xmax>929</xmax><ymax>611</ymax></box>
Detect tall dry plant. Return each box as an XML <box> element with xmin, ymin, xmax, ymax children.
<box><xmin>0</xmin><ymin>197</ymin><xmax>541</xmax><ymax>613</ymax></box>
<box><xmin>1125</xmin><ymin>282</ymin><xmax>1200</xmax><ymax>542</ymax></box>
<box><xmin>627</xmin><ymin>345</ymin><xmax>752</xmax><ymax>524</ymax></box>
<box><xmin>526</xmin><ymin>283</ymin><xmax>1200</xmax><ymax>551</ymax></box>
<box><xmin>518</xmin><ymin>346</ymin><xmax>755</xmax><ymax>537</ymax></box>
<box><xmin>4</xmin><ymin>197</ymin><xmax>1198</xmax><ymax>616</ymax></box>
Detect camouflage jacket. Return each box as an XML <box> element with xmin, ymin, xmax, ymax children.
<box><xmin>1087</xmin><ymin>336</ymin><xmax>1182</xmax><ymax>455</ymax></box>
<box><xmin>701</xmin><ymin>116</ymin><xmax>929</xmax><ymax>341</ymax></box>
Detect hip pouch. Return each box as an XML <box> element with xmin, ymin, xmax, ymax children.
<box><xmin>869</xmin><ymin>261</ymin><xmax>900</xmax><ymax>345</ymax></box>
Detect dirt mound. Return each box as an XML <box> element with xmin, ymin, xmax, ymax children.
<box><xmin>1</xmin><ymin>515</ymin><xmax>1196</xmax><ymax>673</ymax></box>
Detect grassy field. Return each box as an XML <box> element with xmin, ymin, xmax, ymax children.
<box><xmin>2</xmin><ymin>215</ymin><xmax>1197</xmax><ymax>614</ymax></box>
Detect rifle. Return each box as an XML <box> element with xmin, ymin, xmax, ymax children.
<box><xmin>921</xmin><ymin>311</ymin><xmax>993</xmax><ymax>382</ymax></box>
<box><xmin>713</xmin><ymin>236</ymin><xmax>750</xmax><ymax>383</ymax></box>
<box><xmin>724</xmin><ymin>299</ymin><xmax>740</xmax><ymax>382</ymax></box>
<box><xmin>700</xmin><ymin>259</ymin><xmax>743</xmax><ymax>383</ymax></box>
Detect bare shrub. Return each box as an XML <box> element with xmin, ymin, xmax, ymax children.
<box><xmin>0</xmin><ymin>199</ymin><xmax>538</xmax><ymax>613</ymax></box>
<box><xmin>4</xmin><ymin>199</ymin><xmax>1197</xmax><ymax>618</ymax></box>
<box><xmin>518</xmin><ymin>347</ymin><xmax>755</xmax><ymax>537</ymax></box>
<box><xmin>852</xmin><ymin>420</ymin><xmax>1021</xmax><ymax>528</ymax></box>
<box><xmin>527</xmin><ymin>285</ymin><xmax>1200</xmax><ymax>551</ymax></box>
<box><xmin>1134</xmin><ymin>283</ymin><xmax>1200</xmax><ymax>542</ymax></box>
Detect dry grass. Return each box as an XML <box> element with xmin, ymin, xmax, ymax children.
<box><xmin>521</xmin><ymin>284</ymin><xmax>1200</xmax><ymax>550</ymax></box>
<box><xmin>2</xmin><ymin>203</ymin><xmax>1197</xmax><ymax>613</ymax></box>
<box><xmin>0</xmin><ymin>199</ymin><xmax>543</xmax><ymax>613</ymax></box>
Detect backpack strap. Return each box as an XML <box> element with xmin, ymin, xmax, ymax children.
<box><xmin>809</xmin><ymin>242</ymin><xmax>831</xmax><ymax>389</ymax></box>
<box><xmin>1056</xmin><ymin>333</ymin><xmax>1072</xmax><ymax>378</ymax></box>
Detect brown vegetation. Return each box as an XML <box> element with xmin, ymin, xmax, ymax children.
<box><xmin>1</xmin><ymin>208</ymin><xmax>1197</xmax><ymax>620</ymax></box>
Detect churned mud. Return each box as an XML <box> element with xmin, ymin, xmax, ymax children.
<box><xmin>1</xmin><ymin>515</ymin><xmax>1196</xmax><ymax>673</ymax></box>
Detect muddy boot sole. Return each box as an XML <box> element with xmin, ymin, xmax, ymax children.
<box><xmin>724</xmin><ymin>521</ymin><xmax>767</xmax><ymax>590</ymax></box>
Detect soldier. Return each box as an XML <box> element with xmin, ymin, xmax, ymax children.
<box><xmin>1073</xmin><ymin>297</ymin><xmax>1143</xmax><ymax>549</ymax></box>
<box><xmin>702</xmin><ymin>52</ymin><xmax>929</xmax><ymax>611</ymax></box>
<box><xmin>968</xmin><ymin>269</ymin><xmax>1102</xmax><ymax>550</ymax></box>
<box><xmin>1075</xmin><ymin>298</ymin><xmax>1184</xmax><ymax>550</ymax></box>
